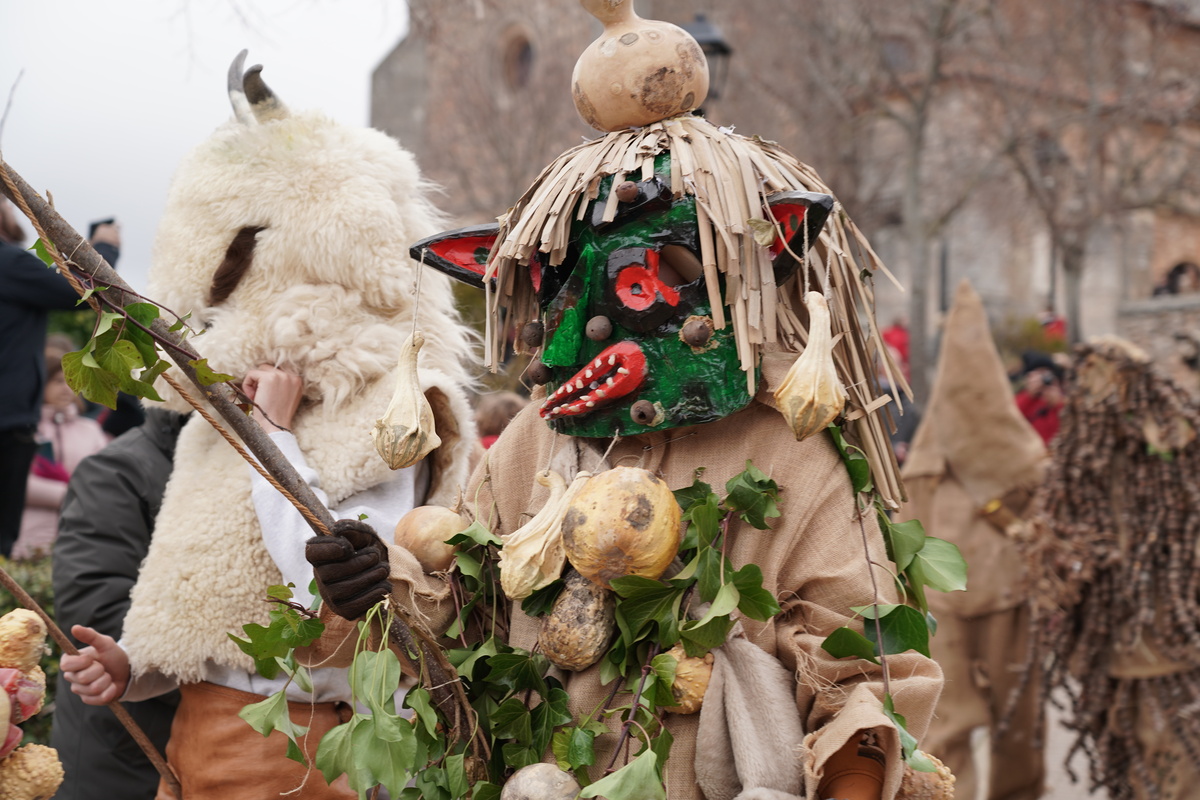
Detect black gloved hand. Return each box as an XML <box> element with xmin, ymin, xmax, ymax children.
<box><xmin>305</xmin><ymin>518</ymin><xmax>392</xmax><ymax>620</ymax></box>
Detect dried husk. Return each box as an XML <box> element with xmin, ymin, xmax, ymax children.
<box><xmin>371</xmin><ymin>331</ymin><xmax>441</xmax><ymax>469</ymax></box>
<box><xmin>774</xmin><ymin>292</ymin><xmax>847</xmax><ymax>441</ymax></box>
<box><xmin>499</xmin><ymin>470</ymin><xmax>592</xmax><ymax>600</ymax></box>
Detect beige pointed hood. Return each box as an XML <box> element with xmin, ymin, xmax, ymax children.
<box><xmin>902</xmin><ymin>280</ymin><xmax>1047</xmax><ymax>505</ymax></box>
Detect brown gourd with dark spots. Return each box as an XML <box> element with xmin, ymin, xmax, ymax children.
<box><xmin>538</xmin><ymin>569</ymin><xmax>616</xmax><ymax>672</ymax></box>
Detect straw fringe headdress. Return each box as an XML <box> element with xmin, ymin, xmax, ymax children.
<box><xmin>483</xmin><ymin>113</ymin><xmax>911</xmax><ymax>507</ymax></box>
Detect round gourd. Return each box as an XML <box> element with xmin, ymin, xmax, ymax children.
<box><xmin>661</xmin><ymin>644</ymin><xmax>714</xmax><ymax>714</ymax></box>
<box><xmin>539</xmin><ymin>570</ymin><xmax>616</xmax><ymax>672</ymax></box>
<box><xmin>571</xmin><ymin>0</ymin><xmax>709</xmax><ymax>131</ymax></box>
<box><xmin>392</xmin><ymin>505</ymin><xmax>465</xmax><ymax>573</ymax></box>
<box><xmin>561</xmin><ymin>466</ymin><xmax>682</xmax><ymax>589</ymax></box>
<box><xmin>500</xmin><ymin>762</ymin><xmax>581</xmax><ymax>800</ymax></box>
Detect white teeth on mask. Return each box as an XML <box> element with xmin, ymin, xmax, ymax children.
<box><xmin>594</xmin><ymin>359</ymin><xmax>603</xmax><ymax>368</ymax></box>
<box><xmin>586</xmin><ymin>401</ymin><xmax>595</xmax><ymax>408</ymax></box>
<box><xmin>608</xmin><ymin>355</ymin><xmax>617</xmax><ymax>366</ymax></box>
<box><xmin>585</xmin><ymin>370</ymin><xmax>594</xmax><ymax>379</ymax></box>
<box><xmin>606</xmin><ymin>377</ymin><xmax>614</xmax><ymax>386</ymax></box>
<box><xmin>617</xmin><ymin>368</ymin><xmax>629</xmax><ymax>375</ymax></box>
<box><xmin>596</xmin><ymin>389</ymin><xmax>607</xmax><ymax>399</ymax></box>
<box><xmin>589</xmin><ymin>381</ymin><xmax>599</xmax><ymax>390</ymax></box>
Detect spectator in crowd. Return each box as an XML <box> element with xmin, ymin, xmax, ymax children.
<box><xmin>14</xmin><ymin>350</ymin><xmax>109</xmax><ymax>560</ymax></box>
<box><xmin>882</xmin><ymin>316</ymin><xmax>911</xmax><ymax>380</ymax></box>
<box><xmin>51</xmin><ymin>407</ymin><xmax>188</xmax><ymax>799</ymax></box>
<box><xmin>474</xmin><ymin>390</ymin><xmax>527</xmax><ymax>449</ymax></box>
<box><xmin>0</xmin><ymin>197</ymin><xmax>82</xmax><ymax>557</ymax></box>
<box><xmin>1013</xmin><ymin>354</ymin><xmax>1065</xmax><ymax>446</ymax></box>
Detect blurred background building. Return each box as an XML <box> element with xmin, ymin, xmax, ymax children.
<box><xmin>372</xmin><ymin>0</ymin><xmax>1200</xmax><ymax>401</ymax></box>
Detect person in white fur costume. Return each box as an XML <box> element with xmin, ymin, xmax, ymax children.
<box><xmin>60</xmin><ymin>52</ymin><xmax>478</xmax><ymax>800</ymax></box>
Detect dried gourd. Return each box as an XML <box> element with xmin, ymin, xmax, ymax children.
<box><xmin>393</xmin><ymin>505</ymin><xmax>465</xmax><ymax>573</ymax></box>
<box><xmin>499</xmin><ymin>470</ymin><xmax>592</xmax><ymax>600</ymax></box>
<box><xmin>774</xmin><ymin>292</ymin><xmax>847</xmax><ymax>441</ymax></box>
<box><xmin>0</xmin><ymin>611</ymin><xmax>46</xmax><ymax>674</ymax></box>
<box><xmin>561</xmin><ymin>466</ymin><xmax>682</xmax><ymax>589</ymax></box>
<box><xmin>0</xmin><ymin>743</ymin><xmax>65</xmax><ymax>800</ymax></box>
<box><xmin>500</xmin><ymin>762</ymin><xmax>581</xmax><ymax>800</ymax></box>
<box><xmin>539</xmin><ymin>569</ymin><xmax>616</xmax><ymax>672</ymax></box>
<box><xmin>661</xmin><ymin>644</ymin><xmax>714</xmax><ymax>714</ymax></box>
<box><xmin>372</xmin><ymin>331</ymin><xmax>441</xmax><ymax>469</ymax></box>
<box><xmin>896</xmin><ymin>751</ymin><xmax>956</xmax><ymax>800</ymax></box>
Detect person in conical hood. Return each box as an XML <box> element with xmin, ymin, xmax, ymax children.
<box><xmin>305</xmin><ymin>3</ymin><xmax>946</xmax><ymax>800</ymax></box>
<box><xmin>895</xmin><ymin>280</ymin><xmax>1048</xmax><ymax>800</ymax></box>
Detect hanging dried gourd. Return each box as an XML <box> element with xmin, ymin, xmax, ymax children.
<box><xmin>774</xmin><ymin>292</ymin><xmax>847</xmax><ymax>441</ymax></box>
<box><xmin>372</xmin><ymin>331</ymin><xmax>441</xmax><ymax>469</ymax></box>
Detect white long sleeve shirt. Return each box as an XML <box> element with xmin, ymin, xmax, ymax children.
<box><xmin>123</xmin><ymin>431</ymin><xmax>427</xmax><ymax>703</ymax></box>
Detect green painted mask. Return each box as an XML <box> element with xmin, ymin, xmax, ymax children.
<box><xmin>411</xmin><ymin>153</ymin><xmax>832</xmax><ymax>439</ymax></box>
<box><xmin>532</xmin><ymin>155</ymin><xmax>750</xmax><ymax>437</ymax></box>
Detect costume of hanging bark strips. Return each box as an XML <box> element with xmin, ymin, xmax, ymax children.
<box><xmin>1019</xmin><ymin>337</ymin><xmax>1200</xmax><ymax>800</ymax></box>
<box><xmin>483</xmin><ymin>113</ymin><xmax>909</xmax><ymax>506</ymax></box>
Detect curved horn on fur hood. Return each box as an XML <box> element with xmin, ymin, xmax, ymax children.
<box><xmin>228</xmin><ymin>49</ymin><xmax>289</xmax><ymax>125</ymax></box>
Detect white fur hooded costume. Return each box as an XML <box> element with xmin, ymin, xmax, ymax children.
<box><xmin>122</xmin><ymin>55</ymin><xmax>479</xmax><ymax>682</ymax></box>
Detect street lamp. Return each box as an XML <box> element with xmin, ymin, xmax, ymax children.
<box><xmin>681</xmin><ymin>13</ymin><xmax>732</xmax><ymax>102</ymax></box>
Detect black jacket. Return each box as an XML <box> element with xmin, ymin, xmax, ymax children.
<box><xmin>51</xmin><ymin>407</ymin><xmax>186</xmax><ymax>799</ymax></box>
<box><xmin>0</xmin><ymin>241</ymin><xmax>79</xmax><ymax>432</ymax></box>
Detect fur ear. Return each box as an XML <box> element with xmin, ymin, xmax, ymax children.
<box><xmin>766</xmin><ymin>191</ymin><xmax>834</xmax><ymax>283</ymax></box>
<box><xmin>410</xmin><ymin>223</ymin><xmax>500</xmax><ymax>289</ymax></box>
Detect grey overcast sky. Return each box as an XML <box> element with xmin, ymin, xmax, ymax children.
<box><xmin>0</xmin><ymin>0</ymin><xmax>409</xmax><ymax>293</ymax></box>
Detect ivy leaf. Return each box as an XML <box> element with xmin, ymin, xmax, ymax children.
<box><xmin>487</xmin><ymin>652</ymin><xmax>549</xmax><ymax>695</ymax></box>
<box><xmin>580</xmin><ymin>749</ymin><xmax>665</xmax><ymax>800</ymax></box>
<box><xmin>883</xmin><ymin>695</ymin><xmax>938</xmax><ymax>773</ymax></box>
<box><xmin>189</xmin><ymin>357</ymin><xmax>236</xmax><ymax>385</ymax></box>
<box><xmin>884</xmin><ymin>517</ymin><xmax>927</xmax><ymax>572</ymax></box>
<box><xmin>695</xmin><ymin>581</ymin><xmax>740</xmax><ymax>627</ymax></box>
<box><xmin>354</xmin><ymin>714</ymin><xmax>419</xmax><ymax>794</ymax></box>
<box><xmin>446</xmin><ymin>519</ymin><xmax>502</xmax><ymax>548</ymax></box>
<box><xmin>906</xmin><ymin>537</ymin><xmax>968</xmax><ymax>593</ymax></box>
<box><xmin>531</xmin><ymin>688</ymin><xmax>575</xmax><ymax>754</ymax></box>
<box><xmin>31</xmin><ymin>239</ymin><xmax>56</xmax><ymax>267</ymax></box>
<box><xmin>491</xmin><ymin>697</ymin><xmax>534</xmax><ymax>743</ymax></box>
<box><xmin>315</xmin><ymin>717</ymin><xmax>369</xmax><ymax>791</ymax></box>
<box><xmin>683</xmin><ymin>492</ymin><xmax>722</xmax><ymax>550</ymax></box>
<box><xmin>522</xmin><ymin>579</ymin><xmax>565</xmax><ymax>617</ymax></box>
<box><xmin>449</xmin><ymin>636</ymin><xmax>501</xmax><ymax>680</ymax></box>
<box><xmin>228</xmin><ymin>623</ymin><xmax>287</xmax><ymax>679</ymax></box>
<box><xmin>649</xmin><ymin>652</ymin><xmax>679</xmax><ymax>707</ymax></box>
<box><xmin>405</xmin><ymin>688</ymin><xmax>439</xmax><ymax>737</ymax></box>
<box><xmin>672</xmin><ymin>473</ymin><xmax>712</xmax><ymax>512</ymax></box>
<box><xmin>679</xmin><ymin>615</ymin><xmax>733</xmax><ymax>654</ymax></box>
<box><xmin>454</xmin><ymin>548</ymin><xmax>484</xmax><ymax>582</ymax></box>
<box><xmin>694</xmin><ymin>547</ymin><xmax>729</xmax><ymax>604</ymax></box>
<box><xmin>861</xmin><ymin>603</ymin><xmax>931</xmax><ymax>658</ymax></box>
<box><xmin>502</xmin><ymin>742</ymin><xmax>542</xmax><ymax>770</ymax></box>
<box><xmin>723</xmin><ymin>461</ymin><xmax>780</xmax><ymax>530</ymax></box>
<box><xmin>731</xmin><ymin>563</ymin><xmax>782</xmax><ymax>621</ymax></box>
<box><xmin>611</xmin><ymin>577</ymin><xmax>681</xmax><ymax>634</ymax></box>
<box><xmin>471</xmin><ymin>782</ymin><xmax>502</xmax><ymax>800</ymax></box>
<box><xmin>820</xmin><ymin>626</ymin><xmax>880</xmax><ymax>664</ymax></box>
<box><xmin>446</xmin><ymin>752</ymin><xmax>469</xmax><ymax>799</ymax></box>
<box><xmin>62</xmin><ymin>349</ymin><xmax>119</xmax><ymax>408</ymax></box>
<box><xmin>565</xmin><ymin>726</ymin><xmax>597</xmax><ymax>769</ymax></box>
<box><xmin>239</xmin><ymin>689</ymin><xmax>309</xmax><ymax>743</ymax></box>
<box><xmin>122</xmin><ymin>302</ymin><xmax>163</xmax><ymax>366</ymax></box>
<box><xmin>828</xmin><ymin>425</ymin><xmax>873</xmax><ymax>494</ymax></box>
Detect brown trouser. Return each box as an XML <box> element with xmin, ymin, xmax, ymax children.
<box><xmin>155</xmin><ymin>681</ymin><xmax>356</xmax><ymax>800</ymax></box>
<box><xmin>924</xmin><ymin>605</ymin><xmax>1044</xmax><ymax>800</ymax></box>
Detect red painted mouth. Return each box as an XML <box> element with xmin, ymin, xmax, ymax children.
<box><xmin>540</xmin><ymin>341</ymin><xmax>647</xmax><ymax>420</ymax></box>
